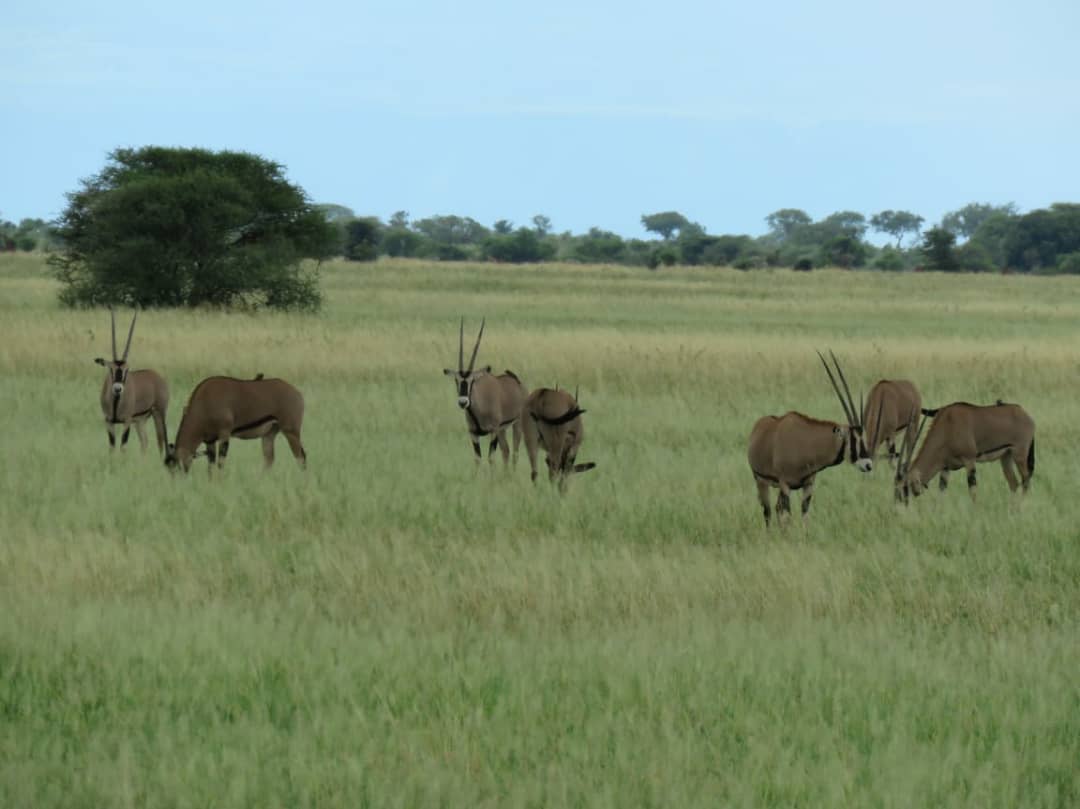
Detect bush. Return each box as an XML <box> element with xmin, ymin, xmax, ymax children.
<box><xmin>49</xmin><ymin>147</ymin><xmax>335</xmax><ymax>310</ymax></box>
<box><xmin>344</xmin><ymin>217</ymin><xmax>383</xmax><ymax>262</ymax></box>
<box><xmin>873</xmin><ymin>247</ymin><xmax>906</xmax><ymax>271</ymax></box>
<box><xmin>793</xmin><ymin>257</ymin><xmax>814</xmax><ymax>271</ymax></box>
<box><xmin>1054</xmin><ymin>251</ymin><xmax>1080</xmax><ymax>274</ymax></box>
<box><xmin>482</xmin><ymin>228</ymin><xmax>556</xmax><ymax>263</ymax></box>
<box><xmin>955</xmin><ymin>242</ymin><xmax>996</xmax><ymax>273</ymax></box>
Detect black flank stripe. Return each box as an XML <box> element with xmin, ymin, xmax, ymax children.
<box><xmin>232</xmin><ymin>415</ymin><xmax>277</xmax><ymax>434</ymax></box>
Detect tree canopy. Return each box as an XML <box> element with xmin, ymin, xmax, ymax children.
<box><xmin>50</xmin><ymin>147</ymin><xmax>336</xmax><ymax>310</ymax></box>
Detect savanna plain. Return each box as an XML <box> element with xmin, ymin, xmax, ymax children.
<box><xmin>1</xmin><ymin>253</ymin><xmax>1079</xmax><ymax>808</ymax></box>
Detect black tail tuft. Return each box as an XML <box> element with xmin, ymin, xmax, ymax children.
<box><xmin>1028</xmin><ymin>437</ymin><xmax>1035</xmax><ymax>474</ymax></box>
<box><xmin>921</xmin><ymin>407</ymin><xmax>939</xmax><ymax>417</ymax></box>
<box><xmin>503</xmin><ymin>369</ymin><xmax>520</xmax><ymax>382</ymax></box>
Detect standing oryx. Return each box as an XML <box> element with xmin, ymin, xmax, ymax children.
<box><xmin>164</xmin><ymin>375</ymin><xmax>307</xmax><ymax>474</ymax></box>
<box><xmin>746</xmin><ymin>351</ymin><xmax>872</xmax><ymax>526</ymax></box>
<box><xmin>94</xmin><ymin>309</ymin><xmax>169</xmax><ymax>455</ymax></box>
<box><xmin>894</xmin><ymin>400</ymin><xmax>1035</xmax><ymax>503</ymax></box>
<box><xmin>862</xmin><ymin>379</ymin><xmax>922</xmax><ymax>465</ymax></box>
<box><xmin>521</xmin><ymin>386</ymin><xmax>596</xmax><ymax>491</ymax></box>
<box><xmin>443</xmin><ymin>318</ymin><xmax>528</xmax><ymax>468</ymax></box>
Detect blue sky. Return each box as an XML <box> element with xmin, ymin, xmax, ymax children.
<box><xmin>4</xmin><ymin>0</ymin><xmax>1078</xmax><ymax>238</ymax></box>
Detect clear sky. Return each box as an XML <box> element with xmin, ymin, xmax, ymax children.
<box><xmin>4</xmin><ymin>0</ymin><xmax>1078</xmax><ymax>238</ymax></box>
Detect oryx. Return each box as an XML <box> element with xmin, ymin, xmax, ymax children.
<box><xmin>94</xmin><ymin>309</ymin><xmax>169</xmax><ymax>455</ymax></box>
<box><xmin>862</xmin><ymin>379</ymin><xmax>922</xmax><ymax>465</ymax></box>
<box><xmin>521</xmin><ymin>386</ymin><xmax>596</xmax><ymax>491</ymax></box>
<box><xmin>164</xmin><ymin>375</ymin><xmax>307</xmax><ymax>474</ymax></box>
<box><xmin>895</xmin><ymin>400</ymin><xmax>1034</xmax><ymax>503</ymax></box>
<box><xmin>442</xmin><ymin>318</ymin><xmax>528</xmax><ymax>467</ymax></box>
<box><xmin>746</xmin><ymin>351</ymin><xmax>872</xmax><ymax>526</ymax></box>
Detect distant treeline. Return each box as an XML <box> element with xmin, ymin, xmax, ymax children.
<box><xmin>8</xmin><ymin>198</ymin><xmax>1080</xmax><ymax>276</ymax></box>
<box><xmin>323</xmin><ymin>203</ymin><xmax>1080</xmax><ymax>274</ymax></box>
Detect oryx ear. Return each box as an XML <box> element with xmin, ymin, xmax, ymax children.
<box><xmin>95</xmin><ymin>357</ymin><xmax>107</xmax><ymax>366</ymax></box>
<box><xmin>477</xmin><ymin>365</ymin><xmax>492</xmax><ymax>374</ymax></box>
<box><xmin>832</xmin><ymin>426</ymin><xmax>842</xmax><ymax>434</ymax></box>
<box><xmin>443</xmin><ymin>368</ymin><xmax>457</xmax><ymax>377</ymax></box>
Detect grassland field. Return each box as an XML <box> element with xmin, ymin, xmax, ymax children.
<box><xmin>1</xmin><ymin>252</ymin><xmax>1079</xmax><ymax>807</ymax></box>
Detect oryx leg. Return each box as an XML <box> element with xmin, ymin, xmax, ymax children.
<box><xmin>755</xmin><ymin>478</ymin><xmax>772</xmax><ymax>527</ymax></box>
<box><xmin>1016</xmin><ymin>442</ymin><xmax>1034</xmax><ymax>494</ymax></box>
<box><xmin>470</xmin><ymin>435</ymin><xmax>482</xmax><ymax>468</ymax></box>
<box><xmin>121</xmin><ymin>424</ymin><xmax>132</xmax><ymax>448</ymax></box>
<box><xmin>939</xmin><ymin>470</ymin><xmax>950</xmax><ymax>492</ymax></box>
<box><xmin>522</xmin><ymin>418</ymin><xmax>541</xmax><ymax>483</ymax></box>
<box><xmin>283</xmin><ymin>430</ymin><xmax>307</xmax><ymax>469</ymax></box>
<box><xmin>800</xmin><ymin>478</ymin><xmax>816</xmax><ymax>522</ymax></box>
<box><xmin>964</xmin><ymin>460</ymin><xmax>977</xmax><ymax>503</ymax></box>
<box><xmin>886</xmin><ymin>438</ymin><xmax>898</xmax><ymax>466</ymax></box>
<box><xmin>775</xmin><ymin>482</ymin><xmax>793</xmax><ymax>524</ymax></box>
<box><xmin>134</xmin><ymin>418</ymin><xmax>149</xmax><ymax>452</ymax></box>
<box><xmin>261</xmin><ymin>427</ymin><xmax>278</xmax><ymax>468</ymax></box>
<box><xmin>497</xmin><ymin>427</ymin><xmax>512</xmax><ymax>465</ymax></box>
<box><xmin>487</xmin><ymin>434</ymin><xmax>499</xmax><ymax>464</ymax></box>
<box><xmin>1000</xmin><ymin>455</ymin><xmax>1020</xmax><ymax>493</ymax></box>
<box><xmin>106</xmin><ymin>422</ymin><xmax>117</xmax><ymax>450</ymax></box>
<box><xmin>152</xmin><ymin>408</ymin><xmax>168</xmax><ymax>455</ymax></box>
<box><xmin>511</xmin><ymin>421</ymin><xmax>522</xmax><ymax>467</ymax></box>
<box><xmin>204</xmin><ymin>441</ymin><xmax>217</xmax><ymax>478</ymax></box>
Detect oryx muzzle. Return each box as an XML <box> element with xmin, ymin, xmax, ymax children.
<box><xmin>522</xmin><ymin>386</ymin><xmax>596</xmax><ymax>491</ymax></box>
<box><xmin>896</xmin><ymin>400</ymin><xmax>1035</xmax><ymax>503</ymax></box>
<box><xmin>442</xmin><ymin>317</ymin><xmax>528</xmax><ymax>469</ymax></box>
<box><xmin>93</xmin><ymin>308</ymin><xmax>169</xmax><ymax>455</ymax></box>
<box><xmin>164</xmin><ymin>375</ymin><xmax>307</xmax><ymax>475</ymax></box>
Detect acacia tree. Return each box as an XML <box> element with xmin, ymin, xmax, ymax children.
<box><xmin>870</xmin><ymin>210</ymin><xmax>925</xmax><ymax>248</ymax></box>
<box><xmin>641</xmin><ymin>211</ymin><xmax>690</xmax><ymax>240</ymax></box>
<box><xmin>50</xmin><ymin>147</ymin><xmax>336</xmax><ymax>310</ymax></box>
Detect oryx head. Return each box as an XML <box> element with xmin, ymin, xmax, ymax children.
<box><xmin>818</xmin><ymin>350</ymin><xmax>872</xmax><ymax>473</ymax></box>
<box><xmin>443</xmin><ymin>317</ymin><xmax>491</xmax><ymax>410</ymax></box>
<box><xmin>895</xmin><ymin>414</ymin><xmax>928</xmax><ymax>503</ymax></box>
<box><xmin>94</xmin><ymin>309</ymin><xmax>137</xmax><ymax>399</ymax></box>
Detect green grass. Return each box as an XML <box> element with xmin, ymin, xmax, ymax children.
<box><xmin>2</xmin><ymin>255</ymin><xmax>1079</xmax><ymax>807</ymax></box>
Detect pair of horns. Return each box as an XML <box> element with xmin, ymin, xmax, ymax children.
<box><xmin>895</xmin><ymin>412</ymin><xmax>928</xmax><ymax>481</ymax></box>
<box><xmin>111</xmin><ymin>308</ymin><xmax>137</xmax><ymax>362</ymax></box>
<box><xmin>458</xmin><ymin>317</ymin><xmax>485</xmax><ymax>373</ymax></box>
<box><xmin>817</xmin><ymin>350</ymin><xmax>861</xmax><ymax>428</ymax></box>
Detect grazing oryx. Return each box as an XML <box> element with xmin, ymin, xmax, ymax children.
<box><xmin>521</xmin><ymin>386</ymin><xmax>596</xmax><ymax>491</ymax></box>
<box><xmin>746</xmin><ymin>352</ymin><xmax>872</xmax><ymax>526</ymax></box>
<box><xmin>442</xmin><ymin>318</ymin><xmax>528</xmax><ymax>467</ymax></box>
<box><xmin>895</xmin><ymin>400</ymin><xmax>1034</xmax><ymax>503</ymax></box>
<box><xmin>862</xmin><ymin>379</ymin><xmax>922</xmax><ymax>465</ymax></box>
<box><xmin>165</xmin><ymin>375</ymin><xmax>306</xmax><ymax>474</ymax></box>
<box><xmin>94</xmin><ymin>309</ymin><xmax>169</xmax><ymax>455</ymax></box>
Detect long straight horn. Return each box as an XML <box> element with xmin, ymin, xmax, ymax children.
<box><xmin>901</xmin><ymin>414</ymin><xmax>928</xmax><ymax>477</ymax></box>
<box><xmin>829</xmin><ymin>350</ymin><xmax>860</xmax><ymax>427</ymax></box>
<box><xmin>817</xmin><ymin>350</ymin><xmax>854</xmax><ymax>425</ymax></box>
<box><xmin>458</xmin><ymin>317</ymin><xmax>464</xmax><ymax>371</ymax></box>
<box><xmin>122</xmin><ymin>311</ymin><xmax>137</xmax><ymax>362</ymax></box>
<box><xmin>110</xmin><ymin>308</ymin><xmax>118</xmax><ymax>360</ymax></box>
<box><xmin>870</xmin><ymin>394</ymin><xmax>884</xmax><ymax>453</ymax></box>
<box><xmin>466</xmin><ymin>317</ymin><xmax>485</xmax><ymax>373</ymax></box>
<box><xmin>574</xmin><ymin>385</ymin><xmax>579</xmax><ymax>403</ymax></box>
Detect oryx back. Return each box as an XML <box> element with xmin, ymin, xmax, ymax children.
<box><xmin>168</xmin><ymin>376</ymin><xmax>306</xmax><ymax>473</ymax></box>
<box><xmin>863</xmin><ymin>379</ymin><xmax>921</xmax><ymax>461</ymax></box>
<box><xmin>903</xmin><ymin>401</ymin><xmax>1034</xmax><ymax>501</ymax></box>
<box><xmin>523</xmin><ymin>387</ymin><xmax>596</xmax><ymax>486</ymax></box>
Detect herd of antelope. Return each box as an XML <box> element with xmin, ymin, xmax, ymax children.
<box><xmin>749</xmin><ymin>351</ymin><xmax>1036</xmax><ymax>526</ymax></box>
<box><xmin>95</xmin><ymin>312</ymin><xmax>594</xmax><ymax>489</ymax></box>
<box><xmin>96</xmin><ymin>311</ymin><xmax>1035</xmax><ymax>517</ymax></box>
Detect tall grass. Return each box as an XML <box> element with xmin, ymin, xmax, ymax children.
<box><xmin>2</xmin><ymin>255</ymin><xmax>1078</xmax><ymax>807</ymax></box>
